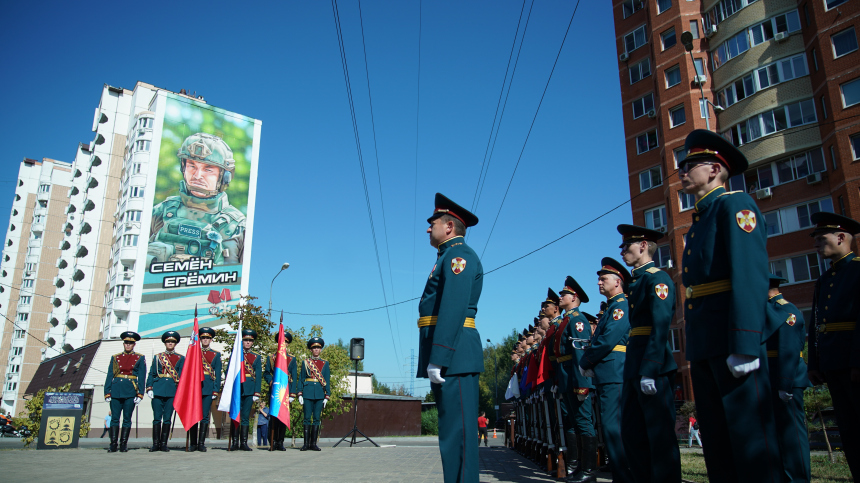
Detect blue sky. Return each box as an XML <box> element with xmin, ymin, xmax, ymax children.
<box><xmin>0</xmin><ymin>0</ymin><xmax>632</xmax><ymax>396</ymax></box>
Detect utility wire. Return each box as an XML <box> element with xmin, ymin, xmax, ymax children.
<box><xmin>411</xmin><ymin>0</ymin><xmax>422</xmax><ymax>315</ymax></box>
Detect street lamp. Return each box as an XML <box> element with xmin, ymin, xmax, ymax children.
<box><xmin>681</xmin><ymin>31</ymin><xmax>723</xmax><ymax>132</ymax></box>
<box><xmin>486</xmin><ymin>338</ymin><xmax>498</xmax><ymax>416</ymax></box>
<box><xmin>269</xmin><ymin>262</ymin><xmax>290</xmax><ymax>322</ymax></box>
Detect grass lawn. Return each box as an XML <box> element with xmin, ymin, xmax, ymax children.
<box><xmin>680</xmin><ymin>453</ymin><xmax>853</xmax><ymax>482</ymax></box>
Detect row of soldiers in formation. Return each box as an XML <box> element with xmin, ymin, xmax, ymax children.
<box><xmin>504</xmin><ymin>130</ymin><xmax>859</xmax><ymax>483</ymax></box>
<box><xmin>102</xmin><ymin>328</ymin><xmax>332</xmax><ymax>453</ymax></box>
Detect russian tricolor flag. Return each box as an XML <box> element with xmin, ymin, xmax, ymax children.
<box><xmin>217</xmin><ymin>319</ymin><xmax>245</xmax><ymax>422</ymax></box>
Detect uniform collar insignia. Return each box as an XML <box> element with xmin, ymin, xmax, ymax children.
<box><xmin>609</xmin><ymin>293</ymin><xmax>625</xmax><ymax>302</ymax></box>
<box><xmin>437</xmin><ymin>236</ymin><xmax>465</xmax><ymax>253</ymax></box>
<box><xmin>694</xmin><ymin>186</ymin><xmax>726</xmax><ymax>213</ymax></box>
<box><xmin>632</xmin><ymin>261</ymin><xmax>654</xmax><ymax>275</ymax></box>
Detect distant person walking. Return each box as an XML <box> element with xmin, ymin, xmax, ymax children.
<box><xmin>688</xmin><ymin>416</ymin><xmax>702</xmax><ymax>448</ymax></box>
<box><xmin>257</xmin><ymin>404</ymin><xmax>269</xmax><ymax>447</ymax></box>
<box><xmin>478</xmin><ymin>412</ymin><xmax>489</xmax><ymax>447</ymax></box>
<box><xmin>100</xmin><ymin>411</ymin><xmax>112</xmax><ymax>438</ymax></box>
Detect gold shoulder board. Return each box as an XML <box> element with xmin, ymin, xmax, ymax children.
<box><xmin>776</xmin><ymin>299</ymin><xmax>789</xmax><ymax>305</ymax></box>
<box><xmin>646</xmin><ymin>267</ymin><xmax>660</xmax><ymax>274</ymax></box>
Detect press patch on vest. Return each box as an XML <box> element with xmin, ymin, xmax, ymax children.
<box><xmin>178</xmin><ymin>224</ymin><xmax>202</xmax><ymax>238</ymax></box>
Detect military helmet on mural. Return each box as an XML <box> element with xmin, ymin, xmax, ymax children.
<box><xmin>177</xmin><ymin>132</ymin><xmax>235</xmax><ymax>193</ymax></box>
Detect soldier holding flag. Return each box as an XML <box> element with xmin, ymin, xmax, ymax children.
<box><xmin>266</xmin><ymin>312</ymin><xmax>298</xmax><ymax>451</ymax></box>
<box><xmin>173</xmin><ymin>308</ymin><xmax>205</xmax><ymax>452</ymax></box>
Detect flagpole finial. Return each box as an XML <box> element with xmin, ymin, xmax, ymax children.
<box><xmin>194</xmin><ymin>304</ymin><xmax>198</xmax><ymax>318</ymax></box>
<box><xmin>280</xmin><ymin>310</ymin><xmax>283</xmax><ymax>324</ymax></box>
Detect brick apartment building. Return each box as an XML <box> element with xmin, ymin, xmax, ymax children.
<box><xmin>612</xmin><ymin>0</ymin><xmax>860</xmax><ymax>400</ymax></box>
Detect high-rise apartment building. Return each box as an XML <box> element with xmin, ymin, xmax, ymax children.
<box><xmin>612</xmin><ymin>0</ymin><xmax>860</xmax><ymax>399</ymax></box>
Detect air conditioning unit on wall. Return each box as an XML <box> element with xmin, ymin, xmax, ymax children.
<box><xmin>647</xmin><ymin>109</ymin><xmax>657</xmax><ymax>119</ymax></box>
<box><xmin>705</xmin><ymin>25</ymin><xmax>718</xmax><ymax>38</ymax></box>
<box><xmin>756</xmin><ymin>187</ymin><xmax>773</xmax><ymax>199</ymax></box>
<box><xmin>806</xmin><ymin>172</ymin><xmax>823</xmax><ymax>184</ymax></box>
<box><xmin>619</xmin><ymin>52</ymin><xmax>629</xmax><ymax>62</ymax></box>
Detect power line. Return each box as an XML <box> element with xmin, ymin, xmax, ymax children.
<box><xmin>411</xmin><ymin>0</ymin><xmax>422</xmax><ymax>317</ymax></box>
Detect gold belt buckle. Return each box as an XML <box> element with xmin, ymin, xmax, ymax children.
<box><xmin>685</xmin><ymin>286</ymin><xmax>693</xmax><ymax>298</ymax></box>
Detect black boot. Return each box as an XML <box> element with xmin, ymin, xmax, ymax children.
<box><xmin>277</xmin><ymin>423</ymin><xmax>287</xmax><ymax>451</ymax></box>
<box><xmin>239</xmin><ymin>425</ymin><xmax>252</xmax><ymax>451</ymax></box>
<box><xmin>230</xmin><ymin>423</ymin><xmax>239</xmax><ymax>451</ymax></box>
<box><xmin>160</xmin><ymin>424</ymin><xmax>171</xmax><ymax>452</ymax></box>
<box><xmin>565</xmin><ymin>434</ymin><xmax>580</xmax><ymax>475</ymax></box>
<box><xmin>150</xmin><ymin>422</ymin><xmax>161</xmax><ymax>452</ymax></box>
<box><xmin>119</xmin><ymin>427</ymin><xmax>131</xmax><ymax>452</ymax></box>
<box><xmin>108</xmin><ymin>426</ymin><xmax>119</xmax><ymax>452</ymax></box>
<box><xmin>198</xmin><ymin>424</ymin><xmax>208</xmax><ymax>452</ymax></box>
<box><xmin>188</xmin><ymin>423</ymin><xmax>198</xmax><ymax>452</ymax></box>
<box><xmin>300</xmin><ymin>427</ymin><xmax>309</xmax><ymax>451</ymax></box>
<box><xmin>310</xmin><ymin>425</ymin><xmax>321</xmax><ymax>451</ymax></box>
<box><xmin>566</xmin><ymin>434</ymin><xmax>597</xmax><ymax>483</ymax></box>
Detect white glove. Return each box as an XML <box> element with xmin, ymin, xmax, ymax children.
<box><xmin>298</xmin><ymin>396</ymin><xmax>304</xmax><ymax>405</ymax></box>
<box><xmin>147</xmin><ymin>390</ymin><xmax>154</xmax><ymax>399</ymax></box>
<box><xmin>579</xmin><ymin>366</ymin><xmax>595</xmax><ymax>378</ymax></box>
<box><xmin>577</xmin><ymin>392</ymin><xmax>588</xmax><ymax>402</ymax></box>
<box><xmin>726</xmin><ymin>354</ymin><xmax>760</xmax><ymax>378</ymax></box>
<box><xmin>427</xmin><ymin>363</ymin><xmax>446</xmax><ymax>384</ymax></box>
<box><xmin>550</xmin><ymin>385</ymin><xmax>558</xmax><ymax>394</ymax></box>
<box><xmin>539</xmin><ymin>387</ymin><xmax>545</xmax><ymax>396</ymax></box>
<box><xmin>323</xmin><ymin>399</ymin><xmax>328</xmax><ymax>408</ymax></box>
<box><xmin>640</xmin><ymin>377</ymin><xmax>657</xmax><ymax>396</ymax></box>
<box><xmin>133</xmin><ymin>396</ymin><xmax>141</xmax><ymax>405</ymax></box>
<box><xmin>288</xmin><ymin>397</ymin><xmax>295</xmax><ymax>403</ymax></box>
<box><xmin>105</xmin><ymin>396</ymin><xmax>111</xmax><ymax>403</ymax></box>
<box><xmin>778</xmin><ymin>390</ymin><xmax>793</xmax><ymax>402</ymax></box>
<box><xmin>253</xmin><ymin>396</ymin><xmax>259</xmax><ymax>402</ymax></box>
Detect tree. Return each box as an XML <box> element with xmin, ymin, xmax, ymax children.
<box><xmin>333</xmin><ymin>338</ymin><xmax>363</xmax><ymax>370</ymax></box>
<box><xmin>479</xmin><ymin>329</ymin><xmax>520</xmax><ymax>424</ymax></box>
<box><xmin>805</xmin><ymin>385</ymin><xmax>836</xmax><ymax>462</ymax></box>
<box><xmin>13</xmin><ymin>383</ymin><xmax>90</xmax><ymax>447</ymax></box>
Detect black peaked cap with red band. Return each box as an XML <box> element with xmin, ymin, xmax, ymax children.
<box><xmin>544</xmin><ymin>287</ymin><xmax>560</xmax><ymax>306</ymax></box>
<box><xmin>682</xmin><ymin>129</ymin><xmax>749</xmax><ymax>177</ymax></box>
<box><xmin>428</xmin><ymin>193</ymin><xmax>479</xmax><ymax>227</ymax></box>
<box><xmin>616</xmin><ymin>224</ymin><xmax>664</xmax><ymax>247</ymax></box>
<box><xmin>597</xmin><ymin>257</ymin><xmax>630</xmax><ymax>284</ymax></box>
<box><xmin>560</xmin><ymin>275</ymin><xmax>589</xmax><ymax>303</ymax></box>
<box><xmin>809</xmin><ymin>212</ymin><xmax>860</xmax><ymax>236</ymax></box>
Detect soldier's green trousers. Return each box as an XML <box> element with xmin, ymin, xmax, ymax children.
<box><xmin>772</xmin><ymin>387</ymin><xmax>811</xmax><ymax>482</ymax></box>
<box><xmin>240</xmin><ymin>395</ymin><xmax>254</xmax><ymax>425</ymax></box>
<box><xmin>621</xmin><ymin>373</ymin><xmax>681</xmax><ymax>483</ymax></box>
<box><xmin>110</xmin><ymin>397</ymin><xmax>135</xmax><ymax>428</ymax></box>
<box><xmin>561</xmin><ymin>390</ymin><xmax>595</xmax><ymax>437</ymax></box>
<box><xmin>432</xmin><ymin>373</ymin><xmax>479</xmax><ymax>483</ymax></box>
<box><xmin>201</xmin><ymin>394</ymin><xmax>213</xmax><ymax>424</ymax></box>
<box><xmin>595</xmin><ymin>383</ymin><xmax>634</xmax><ymax>483</ymax></box>
<box><xmin>152</xmin><ymin>396</ymin><xmax>174</xmax><ymax>425</ymax></box>
<box><xmin>303</xmin><ymin>398</ymin><xmax>324</xmax><ymax>426</ymax></box>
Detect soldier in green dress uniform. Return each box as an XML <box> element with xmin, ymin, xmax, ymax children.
<box><xmin>298</xmin><ymin>337</ymin><xmax>330</xmax><ymax>451</ymax></box>
<box><xmin>616</xmin><ymin>225</ymin><xmax>681</xmax><ymax>483</ymax></box>
<box><xmin>555</xmin><ymin>276</ymin><xmax>596</xmax><ymax>481</ymax></box>
<box><xmin>229</xmin><ymin>329</ymin><xmax>262</xmax><ymax>451</ymax></box>
<box><xmin>764</xmin><ymin>274</ymin><xmax>812</xmax><ymax>482</ymax></box>
<box><xmin>679</xmin><ymin>129</ymin><xmax>781</xmax><ymax>482</ymax></box>
<box><xmin>264</xmin><ymin>329</ymin><xmax>298</xmax><ymax>451</ymax></box>
<box><xmin>418</xmin><ymin>193</ymin><xmax>483</xmax><ymax>483</ymax></box>
<box><xmin>146</xmin><ymin>331</ymin><xmax>184</xmax><ymax>452</ymax></box>
<box><xmin>104</xmin><ymin>331</ymin><xmax>145</xmax><ymax>452</ymax></box>
<box><xmin>807</xmin><ymin>212</ymin><xmax>860</xmax><ymax>478</ymax></box>
<box><xmin>577</xmin><ymin>258</ymin><xmax>633</xmax><ymax>483</ymax></box>
<box><xmin>189</xmin><ymin>327</ymin><xmax>221</xmax><ymax>452</ymax></box>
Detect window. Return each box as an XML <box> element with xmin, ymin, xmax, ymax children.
<box><xmin>726</xmin><ymin>99</ymin><xmax>817</xmax><ymax>146</ymax></box>
<box><xmin>670</xmin><ymin>329</ymin><xmax>681</xmax><ymax>352</ymax></box>
<box><xmin>669</xmin><ymin>105</ymin><xmax>686</xmax><ymax>127</ymax></box>
<box><xmin>126</xmin><ymin>210</ymin><xmax>142</xmax><ymax>222</ymax></box>
<box><xmin>116</xmin><ymin>285</ymin><xmax>131</xmax><ymax>297</ymax></box>
<box><xmin>134</xmin><ymin>140</ymin><xmax>151</xmax><ymax>152</ymax></box>
<box><xmin>679</xmin><ymin>190</ymin><xmax>696</xmax><ymax>211</ymax></box>
<box><xmin>639</xmin><ymin>166</ymin><xmax>663</xmax><ymax>192</ymax></box>
<box><xmin>11</xmin><ymin>347</ymin><xmax>23</xmax><ymax>356</ymax></box>
<box><xmin>24</xmin><ymin>263</ymin><xmax>36</xmax><ymax>272</ymax></box>
<box><xmin>826</xmin><ymin>0</ymin><xmax>849</xmax><ymax>10</ymax></box>
<box><xmin>630</xmin><ymin>58</ymin><xmax>651</xmax><ymax>84</ymax></box>
<box><xmin>16</xmin><ymin>313</ymin><xmax>28</xmax><ymax>322</ymax></box>
<box><xmin>713</xmin><ymin>30</ymin><xmax>750</xmax><ymax>69</ymax></box>
<box><xmin>123</xmin><ymin>234</ymin><xmax>139</xmax><ymax>247</ymax></box>
<box><xmin>622</xmin><ymin>0</ymin><xmax>644</xmax><ymax>18</ymax></box>
<box><xmin>763</xmin><ymin>210</ymin><xmax>782</xmax><ymax>236</ymax></box>
<box><xmin>8</xmin><ymin>365</ymin><xmax>20</xmax><ymax>374</ymax></box>
<box><xmin>130</xmin><ymin>186</ymin><xmax>145</xmax><ymax>198</ymax></box>
<box><xmin>624</xmin><ymin>25</ymin><xmax>648</xmax><ymax>53</ymax></box>
<box><xmin>13</xmin><ymin>329</ymin><xmax>25</xmax><ymax>339</ymax></box>
<box><xmin>693</xmin><ymin>58</ymin><xmax>705</xmax><ymax>77</ymax></box>
<box><xmin>728</xmin><ymin>174</ymin><xmax>746</xmax><ymax>192</ymax></box>
<box><xmin>665</xmin><ymin>65</ymin><xmax>681</xmax><ymax>87</ymax></box>
<box><xmin>657</xmin><ymin>0</ymin><xmax>672</xmax><ymax>14</ymax></box>
<box><xmin>766</xmin><ymin>197</ymin><xmax>834</xmax><ymax>236</ymax></box>
<box><xmin>33</xmin><ymin>214</ymin><xmax>45</xmax><ymax>224</ymax></box>
<box><xmin>38</xmin><ymin>184</ymin><xmax>50</xmax><ymax>193</ymax></box>
<box><xmin>661</xmin><ymin>28</ymin><xmax>677</xmax><ymax>50</ymax></box>
<box><xmin>690</xmin><ymin>20</ymin><xmax>700</xmax><ymax>39</ymax></box>
<box><xmin>851</xmin><ymin>134</ymin><xmax>860</xmax><ymax>160</ymax></box>
<box><xmin>841</xmin><ymin>78</ymin><xmax>860</xmax><ymax>107</ymax></box>
<box><xmin>633</xmin><ymin>93</ymin><xmax>655</xmax><ymax>119</ymax></box>
<box><xmin>756</xmin><ymin>148</ymin><xmax>826</xmax><ymax>187</ymax></box>
<box><xmin>132</xmin><ymin>163</ymin><xmax>143</xmax><ymax>174</ymax></box>
<box><xmin>673</xmin><ymin>147</ymin><xmax>687</xmax><ymax>167</ymax></box>
<box><xmin>5</xmin><ymin>382</ymin><xmax>17</xmax><ymax>392</ymax></box>
<box><xmin>703</xmin><ymin>0</ymin><xmax>760</xmax><ymax>30</ymax></box>
<box><xmin>832</xmin><ymin>27</ymin><xmax>858</xmax><ymax>58</ymax></box>
<box><xmin>821</xmin><ymin>96</ymin><xmax>828</xmax><ymax>119</ymax></box>
<box><xmin>699</xmin><ymin>99</ymin><xmax>709</xmax><ymax>118</ymax></box>
<box><xmin>831</xmin><ymin>145</ymin><xmax>839</xmax><ymax>170</ymax></box>
<box><xmin>789</xmin><ymin>254</ymin><xmax>824</xmax><ymax>282</ymax></box>
<box><xmin>19</xmin><ymin>296</ymin><xmax>31</xmax><ymax>305</ymax></box>
<box><xmin>839</xmin><ymin>195</ymin><xmax>846</xmax><ymax>215</ymax></box>
<box><xmin>749</xmin><ymin>10</ymin><xmax>801</xmax><ymax>46</ymax></box>
<box><xmin>636</xmin><ymin>130</ymin><xmax>659</xmax><ymax>154</ymax></box>
<box><xmin>22</xmin><ymin>279</ymin><xmax>34</xmax><ymax>288</ymax></box>
<box><xmin>655</xmin><ymin>245</ymin><xmax>671</xmax><ymax>268</ymax></box>
<box><xmin>138</xmin><ymin>117</ymin><xmax>153</xmax><ymax>129</ymax></box>
<box><xmin>812</xmin><ymin>48</ymin><xmax>819</xmax><ymax>71</ymax></box>
<box><xmin>645</xmin><ymin>205</ymin><xmax>667</xmax><ymax>230</ymax></box>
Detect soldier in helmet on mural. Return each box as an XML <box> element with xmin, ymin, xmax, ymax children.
<box><xmin>148</xmin><ymin>132</ymin><xmax>246</xmax><ymax>266</ymax></box>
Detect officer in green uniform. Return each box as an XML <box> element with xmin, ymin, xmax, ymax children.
<box><xmin>230</xmin><ymin>329</ymin><xmax>262</xmax><ymax>451</ymax></box>
<box><xmin>807</xmin><ymin>212</ymin><xmax>860</xmax><ymax>478</ymax></box>
<box><xmin>189</xmin><ymin>327</ymin><xmax>221</xmax><ymax>452</ymax></box>
<box><xmin>418</xmin><ymin>193</ymin><xmax>483</xmax><ymax>483</ymax></box>
<box><xmin>679</xmin><ymin>129</ymin><xmax>781</xmax><ymax>482</ymax></box>
<box><xmin>764</xmin><ymin>274</ymin><xmax>812</xmax><ymax>482</ymax></box>
<box><xmin>298</xmin><ymin>337</ymin><xmax>330</xmax><ymax>451</ymax></box>
<box><xmin>104</xmin><ymin>331</ymin><xmax>145</xmax><ymax>453</ymax></box>
<box><xmin>616</xmin><ymin>225</ymin><xmax>681</xmax><ymax>483</ymax></box>
<box><xmin>264</xmin><ymin>329</ymin><xmax>298</xmax><ymax>451</ymax></box>
<box><xmin>578</xmin><ymin>258</ymin><xmax>633</xmax><ymax>483</ymax></box>
<box><xmin>555</xmin><ymin>276</ymin><xmax>596</xmax><ymax>481</ymax></box>
<box><xmin>146</xmin><ymin>331</ymin><xmax>184</xmax><ymax>452</ymax></box>
<box><xmin>148</xmin><ymin>132</ymin><xmax>246</xmax><ymax>266</ymax></box>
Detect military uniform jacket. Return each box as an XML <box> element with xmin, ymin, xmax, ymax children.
<box><xmin>228</xmin><ymin>350</ymin><xmax>262</xmax><ymax>396</ymax></box>
<box><xmin>201</xmin><ymin>348</ymin><xmax>222</xmax><ymax>396</ymax></box>
<box><xmin>580</xmin><ymin>293</ymin><xmax>629</xmax><ymax>385</ymax></box>
<box><xmin>146</xmin><ymin>352</ymin><xmax>184</xmax><ymax>397</ymax></box>
<box><xmin>626</xmin><ymin>262</ymin><xmax>678</xmax><ymax>379</ymax></box>
<box><xmin>518</xmin><ymin>349</ymin><xmax>533</xmax><ymax>397</ymax></box>
<box><xmin>765</xmin><ymin>294</ymin><xmax>811</xmax><ymax>392</ymax></box>
<box><xmin>417</xmin><ymin>236</ymin><xmax>484</xmax><ymax>377</ymax></box>
<box><xmin>105</xmin><ymin>352</ymin><xmax>146</xmax><ymax>398</ymax></box>
<box><xmin>555</xmin><ymin>308</ymin><xmax>593</xmax><ymax>392</ymax></box>
<box><xmin>681</xmin><ymin>187</ymin><xmax>769</xmax><ymax>361</ymax></box>
<box><xmin>299</xmin><ymin>358</ymin><xmax>331</xmax><ymax>400</ymax></box>
<box><xmin>265</xmin><ymin>353</ymin><xmax>299</xmax><ymax>397</ymax></box>
<box><xmin>808</xmin><ymin>252</ymin><xmax>860</xmax><ymax>372</ymax></box>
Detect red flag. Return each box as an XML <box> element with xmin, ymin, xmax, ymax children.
<box><xmin>270</xmin><ymin>318</ymin><xmax>291</xmax><ymax>428</ymax></box>
<box><xmin>174</xmin><ymin>305</ymin><xmax>203</xmax><ymax>431</ymax></box>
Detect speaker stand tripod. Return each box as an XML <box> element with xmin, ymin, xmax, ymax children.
<box><xmin>333</xmin><ymin>360</ymin><xmax>379</xmax><ymax>447</ymax></box>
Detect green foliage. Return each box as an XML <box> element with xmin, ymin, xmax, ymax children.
<box><xmin>678</xmin><ymin>401</ymin><xmax>697</xmax><ymax>418</ymax></box>
<box><xmin>333</xmin><ymin>339</ymin><xmax>363</xmax><ymax>370</ymax></box>
<box><xmin>478</xmin><ymin>329</ymin><xmax>520</xmax><ymax>423</ymax></box>
<box><xmin>424</xmin><ymin>391</ymin><xmax>435</xmax><ymax>402</ymax></box>
<box><xmin>13</xmin><ymin>383</ymin><xmax>90</xmax><ymax>447</ymax></box>
<box><xmin>804</xmin><ymin>385</ymin><xmax>834</xmax><ymax>432</ymax></box>
<box><xmin>371</xmin><ymin>375</ymin><xmax>410</xmax><ymax>396</ymax></box>
<box><xmin>421</xmin><ymin>407</ymin><xmax>439</xmax><ymax>436</ymax></box>
<box><xmin>212</xmin><ymin>296</ymin><xmax>351</xmax><ymax>433</ymax></box>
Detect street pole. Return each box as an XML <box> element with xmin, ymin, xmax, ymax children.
<box><xmin>269</xmin><ymin>262</ymin><xmax>290</xmax><ymax>323</ymax></box>
<box><xmin>682</xmin><ymin>30</ymin><xmax>722</xmax><ymax>132</ymax></box>
<box><xmin>486</xmin><ymin>339</ymin><xmax>498</xmax><ymax>419</ymax></box>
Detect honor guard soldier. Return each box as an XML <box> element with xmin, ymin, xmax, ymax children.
<box><xmin>418</xmin><ymin>193</ymin><xmax>484</xmax><ymax>483</ymax></box>
<box><xmin>298</xmin><ymin>337</ymin><xmax>330</xmax><ymax>451</ymax></box>
<box><xmin>679</xmin><ymin>129</ymin><xmax>782</xmax><ymax>482</ymax></box>
<box><xmin>578</xmin><ymin>258</ymin><xmax>633</xmax><ymax>483</ymax></box>
<box><xmin>264</xmin><ymin>330</ymin><xmax>298</xmax><ymax>450</ymax></box>
<box><xmin>230</xmin><ymin>329</ymin><xmax>262</xmax><ymax>451</ymax></box>
<box><xmin>617</xmin><ymin>225</ymin><xmax>681</xmax><ymax>483</ymax></box>
<box><xmin>555</xmin><ymin>276</ymin><xmax>596</xmax><ymax>481</ymax></box>
<box><xmin>104</xmin><ymin>331</ymin><xmax>145</xmax><ymax>452</ymax></box>
<box><xmin>808</xmin><ymin>212</ymin><xmax>860</xmax><ymax>478</ymax></box>
<box><xmin>189</xmin><ymin>327</ymin><xmax>221</xmax><ymax>452</ymax></box>
<box><xmin>765</xmin><ymin>274</ymin><xmax>812</xmax><ymax>481</ymax></box>
<box><xmin>146</xmin><ymin>331</ymin><xmax>184</xmax><ymax>452</ymax></box>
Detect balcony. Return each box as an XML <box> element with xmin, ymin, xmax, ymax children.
<box><xmin>75</xmin><ymin>245</ymin><xmax>88</xmax><ymax>258</ymax></box>
<box><xmin>112</xmin><ymin>297</ymin><xmax>131</xmax><ymax>315</ymax></box>
<box><xmin>37</xmin><ymin>191</ymin><xmax>50</xmax><ymax>202</ymax></box>
<box><xmin>65</xmin><ymin>318</ymin><xmax>78</xmax><ymax>330</ymax></box>
<box><xmin>119</xmin><ymin>245</ymin><xmax>138</xmax><ymax>264</ymax></box>
<box><xmin>89</xmin><ymin>155</ymin><xmax>102</xmax><ymax>170</ymax></box>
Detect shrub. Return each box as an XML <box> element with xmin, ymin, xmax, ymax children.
<box><xmin>421</xmin><ymin>407</ymin><xmax>439</xmax><ymax>436</ymax></box>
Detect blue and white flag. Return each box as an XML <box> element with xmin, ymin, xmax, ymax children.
<box><xmin>217</xmin><ymin>319</ymin><xmax>245</xmax><ymax>422</ymax></box>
